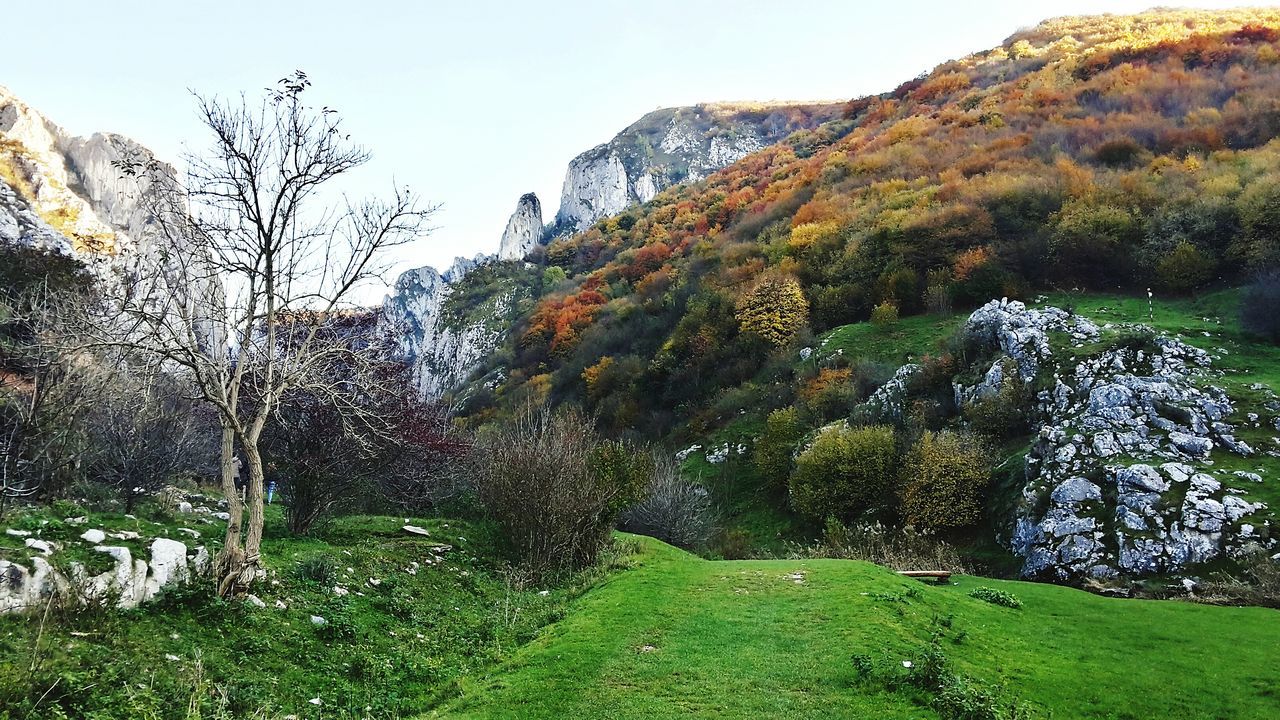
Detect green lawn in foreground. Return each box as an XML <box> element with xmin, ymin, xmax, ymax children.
<box><xmin>430</xmin><ymin>536</ymin><xmax>1280</xmax><ymax>720</ymax></box>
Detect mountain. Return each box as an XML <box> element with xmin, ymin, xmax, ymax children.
<box><xmin>381</xmin><ymin>100</ymin><xmax>844</xmax><ymax>400</ymax></box>
<box><xmin>434</xmin><ymin>7</ymin><xmax>1280</xmax><ymax>582</ymax></box>
<box><xmin>552</xmin><ymin>102</ymin><xmax>844</xmax><ymax>234</ymax></box>
<box><xmin>0</xmin><ymin>85</ymin><xmax>187</xmax><ymax>298</ymax></box>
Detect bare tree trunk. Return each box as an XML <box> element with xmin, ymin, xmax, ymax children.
<box><xmin>215</xmin><ymin>422</ymin><xmax>247</xmax><ymax>597</ymax></box>
<box><xmin>241</xmin><ymin>436</ymin><xmax>266</xmax><ymax>585</ymax></box>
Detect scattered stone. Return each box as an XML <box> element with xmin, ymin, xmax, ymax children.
<box><xmin>1169</xmin><ymin>431</ymin><xmax>1212</xmax><ymax>458</ymax></box>
<box><xmin>79</xmin><ymin>529</ymin><xmax>106</xmax><ymax>544</ymax></box>
<box><xmin>24</xmin><ymin>538</ymin><xmax>54</xmax><ymax>555</ymax></box>
<box><xmin>310</xmin><ymin>615</ymin><xmax>327</xmax><ymax>626</ymax></box>
<box><xmin>5</xmin><ymin>529</ymin><xmax>31</xmax><ymax>537</ymax></box>
<box><xmin>245</xmin><ymin>594</ymin><xmax>266</xmax><ymax>609</ymax></box>
<box><xmin>176</xmin><ymin>502</ymin><xmax>193</xmax><ymax>514</ymax></box>
<box><xmin>402</xmin><ymin>525</ymin><xmax>431</xmax><ymax>537</ymax></box>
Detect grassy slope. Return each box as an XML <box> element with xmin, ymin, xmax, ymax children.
<box><xmin>0</xmin><ymin>505</ymin><xmax>610</xmax><ymax>719</ymax></box>
<box><xmin>430</xmin><ymin>536</ymin><xmax>1279</xmax><ymax>720</ymax></box>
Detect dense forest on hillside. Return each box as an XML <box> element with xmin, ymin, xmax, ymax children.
<box><xmin>454</xmin><ymin>9</ymin><xmax>1280</xmax><ymax>442</ymax></box>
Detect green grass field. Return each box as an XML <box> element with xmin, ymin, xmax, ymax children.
<box><xmin>430</xmin><ymin>536</ymin><xmax>1280</xmax><ymax>719</ymax></box>
<box><xmin>0</xmin><ymin>505</ymin><xmax>618</xmax><ymax>719</ymax></box>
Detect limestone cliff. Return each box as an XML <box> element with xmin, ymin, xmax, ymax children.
<box><xmin>0</xmin><ymin>85</ymin><xmax>194</xmax><ymax>300</ymax></box>
<box><xmin>377</xmin><ymin>254</ymin><xmax>512</xmax><ymax>399</ymax></box>
<box><xmin>553</xmin><ymin>102</ymin><xmax>843</xmax><ymax>233</ymax></box>
<box><xmin>497</xmin><ymin>193</ymin><xmax>544</xmax><ymax>261</ymax></box>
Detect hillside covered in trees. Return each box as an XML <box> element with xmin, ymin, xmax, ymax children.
<box><xmin>418</xmin><ymin>8</ymin><xmax>1280</xmax><ymax>583</ymax></box>
<box><xmin>458</xmin><ymin>8</ymin><xmax>1280</xmax><ymax>437</ymax></box>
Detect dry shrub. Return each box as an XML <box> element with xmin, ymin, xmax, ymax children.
<box><xmin>620</xmin><ymin>453</ymin><xmax>715</xmax><ymax>550</ymax></box>
<box><xmin>472</xmin><ymin>405</ymin><xmax>646</xmax><ymax>577</ymax></box>
<box><xmin>786</xmin><ymin>519</ymin><xmax>969</xmax><ymax>572</ymax></box>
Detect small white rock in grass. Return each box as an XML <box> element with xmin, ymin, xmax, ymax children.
<box><xmin>308</xmin><ymin>697</ymin><xmax>322</xmax><ymax>706</ymax></box>
<box><xmin>24</xmin><ymin>538</ymin><xmax>54</xmax><ymax>555</ymax></box>
<box><xmin>165</xmin><ymin>654</ymin><xmax>180</xmax><ymax>662</ymax></box>
<box><xmin>902</xmin><ymin>661</ymin><xmax>914</xmax><ymax>668</ymax></box>
<box><xmin>368</xmin><ymin>578</ymin><xmax>381</xmax><ymax>586</ymax></box>
<box><xmin>333</xmin><ymin>586</ymin><xmax>349</xmax><ymax>597</ymax></box>
<box><xmin>245</xmin><ymin>594</ymin><xmax>266</xmax><ymax>609</ymax></box>
<box><xmin>538</xmin><ymin>590</ymin><xmax>550</xmax><ymax>596</ymax></box>
<box><xmin>310</xmin><ymin>615</ymin><xmax>327</xmax><ymax>626</ymax></box>
<box><xmin>275</xmin><ymin>600</ymin><xmax>288</xmax><ymax>610</ymax></box>
<box><xmin>5</xmin><ymin>528</ymin><xmax>31</xmax><ymax>537</ymax></box>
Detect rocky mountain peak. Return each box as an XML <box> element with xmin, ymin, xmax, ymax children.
<box><xmin>552</xmin><ymin>102</ymin><xmax>843</xmax><ymax>233</ymax></box>
<box><xmin>497</xmin><ymin>192</ymin><xmax>544</xmax><ymax>261</ymax></box>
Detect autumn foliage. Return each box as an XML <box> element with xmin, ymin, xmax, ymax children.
<box><xmin>473</xmin><ymin>8</ymin><xmax>1280</xmax><ymax>440</ymax></box>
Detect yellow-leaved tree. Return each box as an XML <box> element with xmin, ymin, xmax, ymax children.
<box><xmin>735</xmin><ymin>274</ymin><xmax>809</xmax><ymax>347</ymax></box>
<box><xmin>900</xmin><ymin>430</ymin><xmax>991</xmax><ymax>529</ymax></box>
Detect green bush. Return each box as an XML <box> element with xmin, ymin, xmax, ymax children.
<box><xmin>1241</xmin><ymin>270</ymin><xmax>1280</xmax><ymax>344</ymax></box>
<box><xmin>1155</xmin><ymin>241</ymin><xmax>1215</xmax><ymax>294</ymax></box>
<box><xmin>870</xmin><ymin>301</ymin><xmax>900</xmax><ymax>330</ymax></box>
<box><xmin>789</xmin><ymin>424</ymin><xmax>897</xmax><ymax>522</ymax></box>
<box><xmin>968</xmin><ymin>586</ymin><xmax>1023</xmax><ymax>608</ymax></box>
<box><xmin>961</xmin><ymin>361</ymin><xmax>1032</xmax><ymax>440</ymax></box>
<box><xmin>295</xmin><ymin>554</ymin><xmax>337</xmax><ymax>585</ymax></box>
<box><xmin>753</xmin><ymin>407</ymin><xmax>806</xmax><ymax>487</ymax></box>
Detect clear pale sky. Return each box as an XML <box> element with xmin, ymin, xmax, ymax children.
<box><xmin>3</xmin><ymin>1</ymin><xmax>1253</xmax><ymax>303</ymax></box>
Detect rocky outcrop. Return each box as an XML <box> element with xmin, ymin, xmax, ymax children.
<box><xmin>955</xmin><ymin>299</ymin><xmax>1274</xmax><ymax>581</ymax></box>
<box><xmin>498</xmin><ymin>193</ymin><xmax>545</xmax><ymax>261</ymax></box>
<box><xmin>0</xmin><ymin>85</ymin><xmax>208</xmax><ymax>306</ymax></box>
<box><xmin>552</xmin><ymin>102</ymin><xmax>843</xmax><ymax>233</ymax></box>
<box><xmin>378</xmin><ymin>255</ymin><xmax>516</xmax><ymax>399</ymax></box>
<box><xmin>0</xmin><ymin>536</ymin><xmax>207</xmax><ymax>614</ymax></box>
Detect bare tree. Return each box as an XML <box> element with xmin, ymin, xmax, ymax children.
<box><xmin>92</xmin><ymin>71</ymin><xmax>434</xmax><ymax>596</ymax></box>
<box><xmin>619</xmin><ymin>452</ymin><xmax>716</xmax><ymax>551</ymax></box>
<box><xmin>83</xmin><ymin>365</ymin><xmax>209</xmax><ymax>512</ymax></box>
<box><xmin>0</xmin><ymin>283</ymin><xmax>101</xmax><ymax>512</ymax></box>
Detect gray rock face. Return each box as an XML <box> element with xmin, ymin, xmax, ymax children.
<box><xmin>858</xmin><ymin>364</ymin><xmax>920</xmax><ymax>423</ymax></box>
<box><xmin>552</xmin><ymin>103</ymin><xmax>842</xmax><ymax>233</ymax></box>
<box><xmin>959</xmin><ymin>300</ymin><xmax>1273</xmax><ymax>581</ymax></box>
<box><xmin>0</xmin><ymin>536</ymin><xmax>206</xmax><ymax>614</ymax></box>
<box><xmin>378</xmin><ymin>255</ymin><xmax>519</xmax><ymax>399</ymax></box>
<box><xmin>0</xmin><ymin>85</ymin><xmax>216</xmax><ymax>327</ymax></box>
<box><xmin>497</xmin><ymin>193</ymin><xmax>545</xmax><ymax>261</ymax></box>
